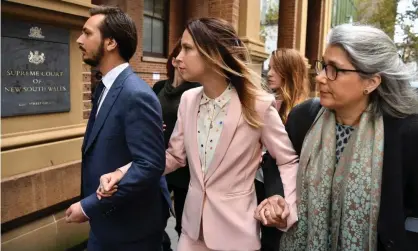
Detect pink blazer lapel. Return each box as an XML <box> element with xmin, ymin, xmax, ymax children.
<box><xmin>204</xmin><ymin>91</ymin><xmax>242</xmax><ymax>183</ymax></box>
<box><xmin>188</xmin><ymin>89</ymin><xmax>205</xmax><ymax>187</ymax></box>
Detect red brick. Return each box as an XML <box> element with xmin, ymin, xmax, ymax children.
<box><xmin>83</xmin><ymin>83</ymin><xmax>91</xmax><ymax>93</ymax></box>
<box><xmin>278</xmin><ymin>0</ymin><xmax>297</xmax><ymax>48</ymax></box>
<box><xmin>82</xmin><ymin>92</ymin><xmax>91</xmax><ymax>101</ymax></box>
<box><xmin>82</xmin><ymin>73</ymin><xmax>90</xmax><ymax>82</ymax></box>
<box><xmin>83</xmin><ymin>110</ymin><xmax>91</xmax><ymax>120</ymax></box>
<box><xmin>83</xmin><ymin>101</ymin><xmax>92</xmax><ymax>110</ymax></box>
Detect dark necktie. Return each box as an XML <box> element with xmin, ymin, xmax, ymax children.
<box><xmin>84</xmin><ymin>81</ymin><xmax>105</xmax><ymax>144</ymax></box>
<box><xmin>91</xmin><ymin>81</ymin><xmax>105</xmax><ymax>117</ymax></box>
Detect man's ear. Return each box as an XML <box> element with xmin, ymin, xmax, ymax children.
<box><xmin>105</xmin><ymin>38</ymin><xmax>118</xmax><ymax>52</ymax></box>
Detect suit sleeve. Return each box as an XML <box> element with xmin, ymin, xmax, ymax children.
<box><xmin>404</xmin><ymin>117</ymin><xmax>418</xmax><ymax>216</ymax></box>
<box><xmin>81</xmin><ymin>89</ymin><xmax>165</xmax><ymax>218</ymax></box>
<box><xmin>403</xmin><ymin>116</ymin><xmax>418</xmax><ymax>244</ymax></box>
<box><xmin>284</xmin><ymin>107</ymin><xmax>300</xmax><ymax>155</ymax></box>
<box><xmin>164</xmin><ymin>94</ymin><xmax>187</xmax><ymax>175</ymax></box>
<box><xmin>260</xmin><ymin>100</ymin><xmax>299</xmax><ymax>231</ymax></box>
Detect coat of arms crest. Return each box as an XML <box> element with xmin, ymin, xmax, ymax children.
<box><xmin>28</xmin><ymin>51</ymin><xmax>46</xmax><ymax>65</ymax></box>
<box><xmin>28</xmin><ymin>27</ymin><xmax>45</xmax><ymax>39</ymax></box>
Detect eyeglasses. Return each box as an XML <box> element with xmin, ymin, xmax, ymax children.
<box><xmin>314</xmin><ymin>60</ymin><xmax>370</xmax><ymax>81</ymax></box>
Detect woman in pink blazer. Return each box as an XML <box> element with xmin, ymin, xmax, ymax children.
<box><xmin>97</xmin><ymin>18</ymin><xmax>299</xmax><ymax>251</ymax></box>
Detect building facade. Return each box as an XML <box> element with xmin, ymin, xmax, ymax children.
<box><xmin>276</xmin><ymin>0</ymin><xmax>333</xmax><ymax>93</ymax></box>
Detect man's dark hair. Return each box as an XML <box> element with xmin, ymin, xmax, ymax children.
<box><xmin>90</xmin><ymin>6</ymin><xmax>137</xmax><ymax>62</ymax></box>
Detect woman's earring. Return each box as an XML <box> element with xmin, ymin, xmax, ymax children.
<box><xmin>363</xmin><ymin>89</ymin><xmax>369</xmax><ymax>95</ymax></box>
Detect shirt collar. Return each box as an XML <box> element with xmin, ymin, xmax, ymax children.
<box><xmin>101</xmin><ymin>63</ymin><xmax>129</xmax><ymax>89</ymax></box>
<box><xmin>200</xmin><ymin>84</ymin><xmax>234</xmax><ymax>108</ymax></box>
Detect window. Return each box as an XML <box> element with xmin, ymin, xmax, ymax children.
<box><xmin>143</xmin><ymin>0</ymin><xmax>168</xmax><ymax>57</ymax></box>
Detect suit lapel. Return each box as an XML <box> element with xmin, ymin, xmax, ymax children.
<box><xmin>83</xmin><ymin>67</ymin><xmax>132</xmax><ymax>154</ymax></box>
<box><xmin>82</xmin><ymin>106</ymin><xmax>96</xmax><ymax>152</ymax></box>
<box><xmin>204</xmin><ymin>91</ymin><xmax>241</xmax><ymax>183</ymax></box>
<box><xmin>188</xmin><ymin>89</ymin><xmax>205</xmax><ymax>187</ymax></box>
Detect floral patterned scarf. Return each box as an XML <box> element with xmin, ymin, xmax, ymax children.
<box><xmin>280</xmin><ymin>107</ymin><xmax>384</xmax><ymax>251</ymax></box>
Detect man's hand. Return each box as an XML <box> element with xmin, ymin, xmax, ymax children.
<box><xmin>254</xmin><ymin>195</ymin><xmax>289</xmax><ymax>228</ymax></box>
<box><xmin>65</xmin><ymin>202</ymin><xmax>88</xmax><ymax>223</ymax></box>
<box><xmin>96</xmin><ymin>170</ymin><xmax>124</xmax><ymax>199</ymax></box>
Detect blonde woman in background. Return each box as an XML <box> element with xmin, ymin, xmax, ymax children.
<box><xmin>268</xmin><ymin>49</ymin><xmax>310</xmax><ymax>122</ymax></box>
<box><xmin>256</xmin><ymin>48</ymin><xmax>309</xmax><ymax>251</ymax></box>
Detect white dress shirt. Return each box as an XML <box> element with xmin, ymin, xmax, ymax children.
<box><xmin>96</xmin><ymin>62</ymin><xmax>129</xmax><ymax>115</ymax></box>
<box><xmin>197</xmin><ymin>85</ymin><xmax>234</xmax><ymax>174</ymax></box>
<box><xmin>116</xmin><ymin>85</ymin><xmax>235</xmax><ymax>177</ymax></box>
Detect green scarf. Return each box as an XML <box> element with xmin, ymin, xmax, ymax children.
<box><xmin>280</xmin><ymin>108</ymin><xmax>384</xmax><ymax>251</ymax></box>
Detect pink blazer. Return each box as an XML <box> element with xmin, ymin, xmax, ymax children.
<box><xmin>165</xmin><ymin>87</ymin><xmax>298</xmax><ymax>250</ymax></box>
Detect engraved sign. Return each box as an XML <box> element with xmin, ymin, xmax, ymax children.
<box><xmin>28</xmin><ymin>51</ymin><xmax>46</xmax><ymax>65</ymax></box>
<box><xmin>28</xmin><ymin>27</ymin><xmax>45</xmax><ymax>39</ymax></box>
<box><xmin>1</xmin><ymin>19</ymin><xmax>70</xmax><ymax>117</ymax></box>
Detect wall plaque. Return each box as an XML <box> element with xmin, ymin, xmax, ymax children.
<box><xmin>1</xmin><ymin>19</ymin><xmax>70</xmax><ymax>117</ymax></box>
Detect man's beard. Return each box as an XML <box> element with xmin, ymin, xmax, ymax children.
<box><xmin>83</xmin><ymin>41</ymin><xmax>104</xmax><ymax>67</ymax></box>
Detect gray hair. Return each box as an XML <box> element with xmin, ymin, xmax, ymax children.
<box><xmin>327</xmin><ymin>23</ymin><xmax>418</xmax><ymax>118</ymax></box>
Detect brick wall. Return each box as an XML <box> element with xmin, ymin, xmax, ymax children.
<box><xmin>305</xmin><ymin>0</ymin><xmax>323</xmax><ymax>65</ymax></box>
<box><xmin>84</xmin><ymin>0</ymin><xmax>187</xmax><ymax>119</ymax></box>
<box><xmin>125</xmin><ymin>0</ymin><xmax>143</xmax><ymax>77</ymax></box>
<box><xmin>208</xmin><ymin>0</ymin><xmax>240</xmax><ymax>30</ymax></box>
<box><xmin>82</xmin><ymin>63</ymin><xmax>92</xmax><ymax>120</ymax></box>
<box><xmin>126</xmin><ymin>0</ymin><xmax>186</xmax><ymax>86</ymax></box>
<box><xmin>168</xmin><ymin>0</ymin><xmax>186</xmax><ymax>53</ymax></box>
<box><xmin>186</xmin><ymin>0</ymin><xmax>209</xmax><ymax>21</ymax></box>
<box><xmin>90</xmin><ymin>0</ymin><xmax>242</xmax><ymax>89</ymax></box>
<box><xmin>277</xmin><ymin>0</ymin><xmax>297</xmax><ymax>48</ymax></box>
<box><xmin>83</xmin><ymin>0</ymin><xmax>243</xmax><ymax>118</ymax></box>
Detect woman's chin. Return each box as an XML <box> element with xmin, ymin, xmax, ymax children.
<box><xmin>180</xmin><ymin>73</ymin><xmax>195</xmax><ymax>83</ymax></box>
<box><xmin>268</xmin><ymin>84</ymin><xmax>279</xmax><ymax>91</ymax></box>
<box><xmin>319</xmin><ymin>96</ymin><xmax>335</xmax><ymax>110</ymax></box>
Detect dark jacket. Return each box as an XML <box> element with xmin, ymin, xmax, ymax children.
<box><xmin>80</xmin><ymin>67</ymin><xmax>171</xmax><ymax>244</ymax></box>
<box><xmin>276</xmin><ymin>98</ymin><xmax>418</xmax><ymax>251</ymax></box>
<box><xmin>153</xmin><ymin>79</ymin><xmax>200</xmax><ymax>188</ymax></box>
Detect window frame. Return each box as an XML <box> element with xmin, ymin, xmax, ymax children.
<box><xmin>143</xmin><ymin>0</ymin><xmax>169</xmax><ymax>58</ymax></box>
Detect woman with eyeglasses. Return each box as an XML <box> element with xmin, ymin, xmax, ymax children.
<box><xmin>276</xmin><ymin>24</ymin><xmax>418</xmax><ymax>250</ymax></box>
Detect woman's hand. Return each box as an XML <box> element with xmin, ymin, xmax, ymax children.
<box><xmin>254</xmin><ymin>195</ymin><xmax>289</xmax><ymax>229</ymax></box>
<box><xmin>96</xmin><ymin>169</ymin><xmax>124</xmax><ymax>200</ymax></box>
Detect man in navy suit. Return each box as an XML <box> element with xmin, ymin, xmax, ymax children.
<box><xmin>65</xmin><ymin>6</ymin><xmax>171</xmax><ymax>251</ymax></box>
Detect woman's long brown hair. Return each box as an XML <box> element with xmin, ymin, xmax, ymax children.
<box><xmin>186</xmin><ymin>18</ymin><xmax>267</xmax><ymax>128</ymax></box>
<box><xmin>270</xmin><ymin>49</ymin><xmax>309</xmax><ymax>122</ymax></box>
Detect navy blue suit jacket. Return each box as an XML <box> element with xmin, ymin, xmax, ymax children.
<box><xmin>80</xmin><ymin>66</ymin><xmax>171</xmax><ymax>243</ymax></box>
